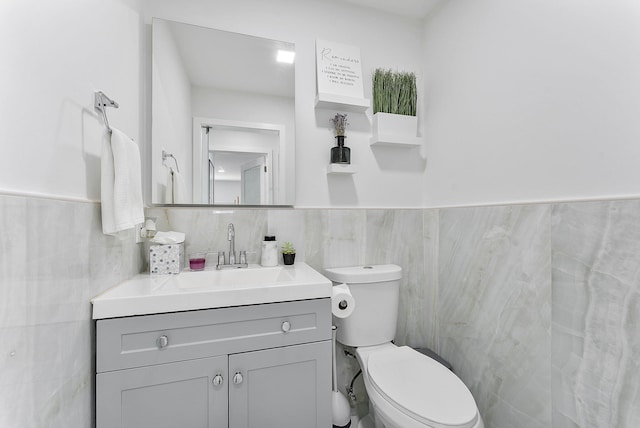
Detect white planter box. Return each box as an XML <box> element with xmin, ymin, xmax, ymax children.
<box><xmin>371</xmin><ymin>112</ymin><xmax>422</xmax><ymax>147</ymax></box>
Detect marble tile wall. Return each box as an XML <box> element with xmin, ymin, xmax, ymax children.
<box><xmin>6</xmin><ymin>197</ymin><xmax>640</xmax><ymax>427</ymax></box>
<box><xmin>438</xmin><ymin>204</ymin><xmax>552</xmax><ymax>428</ymax></box>
<box><xmin>0</xmin><ymin>195</ymin><xmax>144</xmax><ymax>427</ymax></box>
<box><xmin>438</xmin><ymin>200</ymin><xmax>640</xmax><ymax>428</ymax></box>
<box><xmin>551</xmin><ymin>201</ymin><xmax>640</xmax><ymax>428</ymax></box>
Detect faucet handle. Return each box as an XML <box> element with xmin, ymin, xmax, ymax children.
<box><xmin>217</xmin><ymin>251</ymin><xmax>226</xmax><ymax>265</ymax></box>
<box><xmin>239</xmin><ymin>251</ymin><xmax>247</xmax><ymax>265</ymax></box>
<box><xmin>229</xmin><ymin>251</ymin><xmax>236</xmax><ymax>265</ymax></box>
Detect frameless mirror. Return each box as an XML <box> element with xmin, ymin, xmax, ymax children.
<box><xmin>151</xmin><ymin>18</ymin><xmax>295</xmax><ymax>205</ymax></box>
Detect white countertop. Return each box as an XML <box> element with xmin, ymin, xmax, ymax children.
<box><xmin>91</xmin><ymin>262</ymin><xmax>332</xmax><ymax>319</ymax></box>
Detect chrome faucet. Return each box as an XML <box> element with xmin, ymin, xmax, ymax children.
<box><xmin>216</xmin><ymin>223</ymin><xmax>248</xmax><ymax>269</ymax></box>
<box><xmin>228</xmin><ymin>223</ymin><xmax>236</xmax><ymax>264</ymax></box>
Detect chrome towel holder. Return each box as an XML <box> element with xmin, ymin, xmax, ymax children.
<box><xmin>94</xmin><ymin>91</ymin><xmax>119</xmax><ymax>133</ymax></box>
<box><xmin>162</xmin><ymin>150</ymin><xmax>180</xmax><ymax>173</ymax></box>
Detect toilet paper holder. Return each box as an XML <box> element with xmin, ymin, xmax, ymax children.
<box><xmin>332</xmin><ymin>283</ymin><xmax>355</xmax><ymax>318</ymax></box>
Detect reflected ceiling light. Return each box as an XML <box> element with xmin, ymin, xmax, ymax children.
<box><xmin>277</xmin><ymin>50</ymin><xmax>295</xmax><ymax>64</ymax></box>
<box><xmin>217</xmin><ymin>167</ymin><xmax>225</xmax><ymax>173</ymax></box>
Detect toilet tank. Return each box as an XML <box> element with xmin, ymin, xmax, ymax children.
<box><xmin>324</xmin><ymin>265</ymin><xmax>402</xmax><ymax>347</ymax></box>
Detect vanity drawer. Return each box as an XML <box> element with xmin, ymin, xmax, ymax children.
<box><xmin>96</xmin><ymin>298</ymin><xmax>331</xmax><ymax>373</ymax></box>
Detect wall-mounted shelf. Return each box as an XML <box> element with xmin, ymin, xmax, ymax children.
<box><xmin>370</xmin><ymin>134</ymin><xmax>423</xmax><ymax>148</ymax></box>
<box><xmin>327</xmin><ymin>164</ymin><xmax>357</xmax><ymax>174</ymax></box>
<box><xmin>315</xmin><ymin>93</ymin><xmax>370</xmax><ymax>113</ymax></box>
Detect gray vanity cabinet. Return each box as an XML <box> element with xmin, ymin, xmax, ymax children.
<box><xmin>229</xmin><ymin>341</ymin><xmax>330</xmax><ymax>428</ymax></box>
<box><xmin>95</xmin><ymin>299</ymin><xmax>332</xmax><ymax>428</ymax></box>
<box><xmin>97</xmin><ymin>355</ymin><xmax>228</xmax><ymax>428</ymax></box>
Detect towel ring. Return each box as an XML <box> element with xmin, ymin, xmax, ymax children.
<box><xmin>94</xmin><ymin>91</ymin><xmax>119</xmax><ymax>133</ymax></box>
<box><xmin>162</xmin><ymin>150</ymin><xmax>180</xmax><ymax>173</ymax></box>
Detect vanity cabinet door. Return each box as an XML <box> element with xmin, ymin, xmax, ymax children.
<box><xmin>228</xmin><ymin>340</ymin><xmax>332</xmax><ymax>428</ymax></box>
<box><xmin>96</xmin><ymin>355</ymin><xmax>228</xmax><ymax>428</ymax></box>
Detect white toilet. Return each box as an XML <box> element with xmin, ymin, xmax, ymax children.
<box><xmin>324</xmin><ymin>264</ymin><xmax>484</xmax><ymax>428</ymax></box>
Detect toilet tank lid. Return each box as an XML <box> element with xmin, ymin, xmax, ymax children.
<box><xmin>323</xmin><ymin>264</ymin><xmax>402</xmax><ymax>283</ymax></box>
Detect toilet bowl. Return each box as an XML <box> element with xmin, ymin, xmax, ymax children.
<box><xmin>356</xmin><ymin>343</ymin><xmax>483</xmax><ymax>428</ymax></box>
<box><xmin>324</xmin><ymin>265</ymin><xmax>484</xmax><ymax>428</ymax></box>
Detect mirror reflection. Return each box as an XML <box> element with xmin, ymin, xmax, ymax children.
<box><xmin>151</xmin><ymin>18</ymin><xmax>295</xmax><ymax>205</ymax></box>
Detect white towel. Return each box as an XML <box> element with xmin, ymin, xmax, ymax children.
<box><xmin>101</xmin><ymin>128</ymin><xmax>144</xmax><ymax>238</ymax></box>
<box><xmin>165</xmin><ymin>167</ymin><xmax>188</xmax><ymax>204</ymax></box>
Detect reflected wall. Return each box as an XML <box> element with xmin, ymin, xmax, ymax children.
<box><xmin>151</xmin><ymin>18</ymin><xmax>295</xmax><ymax>206</ymax></box>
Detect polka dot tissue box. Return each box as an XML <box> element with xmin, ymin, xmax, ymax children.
<box><xmin>150</xmin><ymin>243</ymin><xmax>184</xmax><ymax>274</ymax></box>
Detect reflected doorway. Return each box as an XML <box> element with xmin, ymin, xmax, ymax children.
<box><xmin>208</xmin><ymin>150</ymin><xmax>270</xmax><ymax>204</ymax></box>
<box><xmin>196</xmin><ymin>121</ymin><xmax>280</xmax><ymax>205</ymax></box>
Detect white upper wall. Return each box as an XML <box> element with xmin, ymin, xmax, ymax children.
<box><xmin>4</xmin><ymin>0</ymin><xmax>638</xmax><ymax>208</ymax></box>
<box><xmin>142</xmin><ymin>0</ymin><xmax>426</xmax><ymax>208</ymax></box>
<box><xmin>1</xmin><ymin>0</ymin><xmax>423</xmax><ymax>207</ymax></box>
<box><xmin>421</xmin><ymin>0</ymin><xmax>640</xmax><ymax>207</ymax></box>
<box><xmin>0</xmin><ymin>0</ymin><xmax>142</xmax><ymax>202</ymax></box>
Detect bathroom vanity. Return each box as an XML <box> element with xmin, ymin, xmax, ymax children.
<box><xmin>92</xmin><ymin>263</ymin><xmax>332</xmax><ymax>428</ymax></box>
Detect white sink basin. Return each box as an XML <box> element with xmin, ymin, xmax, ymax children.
<box><xmin>91</xmin><ymin>263</ymin><xmax>332</xmax><ymax>319</ymax></box>
<box><xmin>174</xmin><ymin>265</ymin><xmax>294</xmax><ymax>289</ymax></box>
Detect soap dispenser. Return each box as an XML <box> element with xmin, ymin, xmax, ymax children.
<box><xmin>261</xmin><ymin>236</ymin><xmax>278</xmax><ymax>267</ymax></box>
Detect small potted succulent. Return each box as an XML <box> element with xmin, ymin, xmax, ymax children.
<box><xmin>281</xmin><ymin>241</ymin><xmax>296</xmax><ymax>265</ymax></box>
<box><xmin>330</xmin><ymin>113</ymin><xmax>350</xmax><ymax>164</ymax></box>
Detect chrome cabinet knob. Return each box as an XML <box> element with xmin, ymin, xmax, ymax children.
<box><xmin>212</xmin><ymin>374</ymin><xmax>224</xmax><ymax>386</ymax></box>
<box><xmin>157</xmin><ymin>335</ymin><xmax>169</xmax><ymax>349</ymax></box>
<box><xmin>233</xmin><ymin>372</ymin><xmax>243</xmax><ymax>385</ymax></box>
<box><xmin>281</xmin><ymin>321</ymin><xmax>291</xmax><ymax>333</ymax></box>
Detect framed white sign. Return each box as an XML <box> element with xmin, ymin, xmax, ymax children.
<box><xmin>316</xmin><ymin>39</ymin><xmax>365</xmax><ymax>99</ymax></box>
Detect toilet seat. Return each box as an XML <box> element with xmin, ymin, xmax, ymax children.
<box><xmin>367</xmin><ymin>346</ymin><xmax>478</xmax><ymax>428</ymax></box>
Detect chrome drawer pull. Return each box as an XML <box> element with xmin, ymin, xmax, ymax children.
<box><xmin>281</xmin><ymin>321</ymin><xmax>291</xmax><ymax>333</ymax></box>
<box><xmin>157</xmin><ymin>335</ymin><xmax>169</xmax><ymax>349</ymax></box>
<box><xmin>233</xmin><ymin>372</ymin><xmax>243</xmax><ymax>385</ymax></box>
